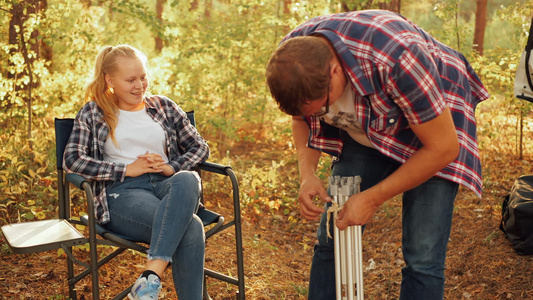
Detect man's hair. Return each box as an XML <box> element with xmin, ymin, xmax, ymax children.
<box><xmin>266</xmin><ymin>36</ymin><xmax>333</xmax><ymax>116</ymax></box>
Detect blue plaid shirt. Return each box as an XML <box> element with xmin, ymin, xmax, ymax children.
<box><xmin>63</xmin><ymin>95</ymin><xmax>210</xmax><ymax>224</ymax></box>
<box><xmin>283</xmin><ymin>10</ymin><xmax>490</xmax><ymax>196</ymax></box>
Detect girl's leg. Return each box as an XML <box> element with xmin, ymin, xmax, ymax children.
<box><xmin>104</xmin><ymin>174</ymin><xmax>160</xmax><ymax>243</ymax></box>
<box><xmin>149</xmin><ymin>171</ymin><xmax>202</xmax><ymax>262</ymax></box>
<box><xmin>151</xmin><ymin>171</ymin><xmax>205</xmax><ymax>300</ymax></box>
<box><xmin>105</xmin><ymin>171</ymin><xmax>205</xmax><ymax>299</ymax></box>
<box><xmin>104</xmin><ymin>175</ymin><xmax>165</xmax><ymax>299</ymax></box>
<box><xmin>172</xmin><ymin>214</ymin><xmax>205</xmax><ymax>299</ymax></box>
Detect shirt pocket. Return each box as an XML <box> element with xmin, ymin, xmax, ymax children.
<box><xmin>369</xmin><ymin>106</ymin><xmax>406</xmax><ymax>136</ymax></box>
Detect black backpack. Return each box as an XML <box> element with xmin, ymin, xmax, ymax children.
<box><xmin>500</xmin><ymin>175</ymin><xmax>533</xmax><ymax>255</ymax></box>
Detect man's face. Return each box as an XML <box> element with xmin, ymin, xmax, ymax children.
<box><xmin>300</xmin><ymin>92</ymin><xmax>329</xmax><ymax>117</ymax></box>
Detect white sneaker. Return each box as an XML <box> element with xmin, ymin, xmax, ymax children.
<box><xmin>128</xmin><ymin>274</ymin><xmax>162</xmax><ymax>300</ymax></box>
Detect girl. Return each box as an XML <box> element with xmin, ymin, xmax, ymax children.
<box><xmin>63</xmin><ymin>45</ymin><xmax>209</xmax><ymax>300</ymax></box>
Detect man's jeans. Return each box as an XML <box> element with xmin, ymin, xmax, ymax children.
<box><xmin>308</xmin><ymin>136</ymin><xmax>459</xmax><ymax>300</ymax></box>
<box><xmin>103</xmin><ymin>171</ymin><xmax>205</xmax><ymax>300</ymax></box>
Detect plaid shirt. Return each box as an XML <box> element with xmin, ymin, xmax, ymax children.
<box><xmin>283</xmin><ymin>10</ymin><xmax>490</xmax><ymax>197</ymax></box>
<box><xmin>63</xmin><ymin>95</ymin><xmax>210</xmax><ymax>224</ymax></box>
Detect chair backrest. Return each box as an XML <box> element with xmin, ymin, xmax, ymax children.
<box><xmin>186</xmin><ymin>110</ymin><xmax>195</xmax><ymax>127</ymax></box>
<box><xmin>55</xmin><ymin>118</ymin><xmax>75</xmax><ymax>170</ymax></box>
<box><xmin>54</xmin><ymin>118</ymin><xmax>75</xmax><ymax>219</ymax></box>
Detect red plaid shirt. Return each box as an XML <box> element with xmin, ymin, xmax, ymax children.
<box><xmin>283</xmin><ymin>10</ymin><xmax>490</xmax><ymax>196</ymax></box>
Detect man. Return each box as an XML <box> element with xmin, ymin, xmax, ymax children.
<box><xmin>265</xmin><ymin>10</ymin><xmax>489</xmax><ymax>300</ymax></box>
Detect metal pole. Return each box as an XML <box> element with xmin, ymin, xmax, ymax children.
<box><xmin>330</xmin><ymin>176</ymin><xmax>364</xmax><ymax>300</ymax></box>
<box><xmin>331</xmin><ymin>177</ymin><xmax>343</xmax><ymax>299</ymax></box>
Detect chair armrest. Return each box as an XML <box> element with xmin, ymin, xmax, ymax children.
<box><xmin>198</xmin><ymin>161</ymin><xmax>232</xmax><ymax>175</ymax></box>
<box><xmin>65</xmin><ymin>173</ymin><xmax>88</xmax><ymax>189</ymax></box>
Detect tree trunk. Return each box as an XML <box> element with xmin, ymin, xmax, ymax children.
<box><xmin>155</xmin><ymin>0</ymin><xmax>166</xmax><ymax>52</ymax></box>
<box><xmin>7</xmin><ymin>1</ymin><xmax>48</xmax><ymax>142</ymax></box>
<box><xmin>190</xmin><ymin>0</ymin><xmax>198</xmax><ymax>11</ymax></box>
<box><xmin>283</xmin><ymin>0</ymin><xmax>291</xmax><ymax>15</ymax></box>
<box><xmin>341</xmin><ymin>1</ymin><xmax>350</xmax><ymax>12</ymax></box>
<box><xmin>28</xmin><ymin>0</ymin><xmax>52</xmax><ymax>62</ymax></box>
<box><xmin>379</xmin><ymin>0</ymin><xmax>401</xmax><ymax>13</ymax></box>
<box><xmin>341</xmin><ymin>0</ymin><xmax>401</xmax><ymax>13</ymax></box>
<box><xmin>204</xmin><ymin>0</ymin><xmax>212</xmax><ymax>19</ymax></box>
<box><xmin>473</xmin><ymin>0</ymin><xmax>488</xmax><ymax>55</ymax></box>
<box><xmin>81</xmin><ymin>0</ymin><xmax>92</xmax><ymax>8</ymax></box>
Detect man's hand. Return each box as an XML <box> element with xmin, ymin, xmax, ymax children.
<box><xmin>298</xmin><ymin>175</ymin><xmax>332</xmax><ymax>221</ymax></box>
<box><xmin>336</xmin><ymin>191</ymin><xmax>379</xmax><ymax>230</ymax></box>
<box><xmin>336</xmin><ymin>107</ymin><xmax>460</xmax><ymax>230</ymax></box>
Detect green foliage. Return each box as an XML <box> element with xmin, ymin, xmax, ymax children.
<box><xmin>0</xmin><ymin>126</ymin><xmax>57</xmax><ymax>223</ymax></box>
<box><xmin>340</xmin><ymin>0</ymin><xmax>398</xmax><ymax>11</ymax></box>
<box><xmin>431</xmin><ymin>0</ymin><xmax>473</xmax><ymax>53</ymax></box>
<box><xmin>1</xmin><ymin>0</ymin><xmax>533</xmax><ymax>226</ymax></box>
<box><xmin>471</xmin><ymin>1</ymin><xmax>533</xmax><ymax>158</ymax></box>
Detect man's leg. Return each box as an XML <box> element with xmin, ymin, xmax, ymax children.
<box><xmin>399</xmin><ymin>177</ymin><xmax>459</xmax><ymax>300</ymax></box>
<box><xmin>308</xmin><ymin>137</ymin><xmax>399</xmax><ymax>299</ymax></box>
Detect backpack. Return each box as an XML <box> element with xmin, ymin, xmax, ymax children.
<box><xmin>500</xmin><ymin>175</ymin><xmax>533</xmax><ymax>255</ymax></box>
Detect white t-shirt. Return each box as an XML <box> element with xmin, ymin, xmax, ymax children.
<box><xmin>103</xmin><ymin>109</ymin><xmax>169</xmax><ymax>164</ymax></box>
<box><xmin>320</xmin><ymin>84</ymin><xmax>374</xmax><ymax>148</ymax></box>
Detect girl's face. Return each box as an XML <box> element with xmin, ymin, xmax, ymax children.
<box><xmin>105</xmin><ymin>56</ymin><xmax>149</xmax><ymax>111</ymax></box>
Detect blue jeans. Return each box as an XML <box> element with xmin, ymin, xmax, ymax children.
<box><xmin>103</xmin><ymin>171</ymin><xmax>205</xmax><ymax>300</ymax></box>
<box><xmin>308</xmin><ymin>136</ymin><xmax>459</xmax><ymax>300</ymax></box>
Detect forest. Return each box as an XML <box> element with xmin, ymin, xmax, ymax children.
<box><xmin>1</xmin><ymin>0</ymin><xmax>533</xmax><ymax>299</ymax></box>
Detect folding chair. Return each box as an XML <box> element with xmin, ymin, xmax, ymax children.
<box><xmin>1</xmin><ymin>113</ymin><xmax>245</xmax><ymax>299</ymax></box>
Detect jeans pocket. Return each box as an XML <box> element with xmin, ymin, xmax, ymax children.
<box><xmin>105</xmin><ymin>180</ymin><xmax>120</xmax><ymax>194</ymax></box>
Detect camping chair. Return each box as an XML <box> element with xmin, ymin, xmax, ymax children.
<box><xmin>1</xmin><ymin>113</ymin><xmax>245</xmax><ymax>299</ymax></box>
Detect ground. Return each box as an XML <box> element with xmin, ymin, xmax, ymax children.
<box><xmin>2</xmin><ymin>129</ymin><xmax>533</xmax><ymax>299</ymax></box>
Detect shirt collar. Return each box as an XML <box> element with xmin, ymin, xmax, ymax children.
<box><xmin>314</xmin><ymin>30</ymin><xmax>375</xmax><ymax>96</ymax></box>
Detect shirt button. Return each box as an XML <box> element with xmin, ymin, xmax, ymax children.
<box><xmin>388</xmin><ymin>118</ymin><xmax>395</xmax><ymax>124</ymax></box>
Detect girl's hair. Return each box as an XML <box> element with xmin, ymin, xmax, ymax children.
<box><xmin>265</xmin><ymin>36</ymin><xmax>332</xmax><ymax>116</ymax></box>
<box><xmin>84</xmin><ymin>45</ymin><xmax>148</xmax><ymax>144</ymax></box>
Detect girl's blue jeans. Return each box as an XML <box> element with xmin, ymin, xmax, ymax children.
<box><xmin>308</xmin><ymin>136</ymin><xmax>459</xmax><ymax>300</ymax></box>
<box><xmin>103</xmin><ymin>171</ymin><xmax>205</xmax><ymax>300</ymax></box>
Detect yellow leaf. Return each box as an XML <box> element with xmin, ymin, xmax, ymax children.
<box><xmin>35</xmin><ymin>211</ymin><xmax>46</xmax><ymax>220</ymax></box>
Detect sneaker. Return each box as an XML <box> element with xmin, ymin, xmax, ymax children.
<box><xmin>128</xmin><ymin>274</ymin><xmax>162</xmax><ymax>300</ymax></box>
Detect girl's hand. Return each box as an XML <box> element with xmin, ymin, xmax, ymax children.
<box><xmin>126</xmin><ymin>152</ymin><xmax>174</xmax><ymax>177</ymax></box>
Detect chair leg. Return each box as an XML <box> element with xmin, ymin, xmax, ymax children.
<box><xmin>66</xmin><ymin>246</ymin><xmax>77</xmax><ymax>300</ymax></box>
<box><xmin>89</xmin><ymin>237</ymin><xmax>100</xmax><ymax>299</ymax></box>
<box><xmin>203</xmin><ymin>275</ymin><xmax>213</xmax><ymax>300</ymax></box>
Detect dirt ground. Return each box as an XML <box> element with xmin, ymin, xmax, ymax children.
<box><xmin>2</xmin><ymin>139</ymin><xmax>533</xmax><ymax>299</ymax></box>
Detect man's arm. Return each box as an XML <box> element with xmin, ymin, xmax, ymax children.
<box><xmin>292</xmin><ymin>116</ymin><xmax>332</xmax><ymax>221</ymax></box>
<box><xmin>336</xmin><ymin>107</ymin><xmax>460</xmax><ymax>229</ymax></box>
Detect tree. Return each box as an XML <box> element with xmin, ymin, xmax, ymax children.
<box><xmin>284</xmin><ymin>0</ymin><xmax>291</xmax><ymax>14</ymax></box>
<box><xmin>341</xmin><ymin>0</ymin><xmax>401</xmax><ymax>13</ymax></box>
<box><xmin>155</xmin><ymin>0</ymin><xmax>166</xmax><ymax>52</ymax></box>
<box><xmin>473</xmin><ymin>0</ymin><xmax>488</xmax><ymax>55</ymax></box>
<box><xmin>378</xmin><ymin>0</ymin><xmax>401</xmax><ymax>12</ymax></box>
<box><xmin>6</xmin><ymin>0</ymin><xmax>50</xmax><ymax>141</ymax></box>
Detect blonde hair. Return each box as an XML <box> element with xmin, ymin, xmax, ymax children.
<box><xmin>84</xmin><ymin>45</ymin><xmax>148</xmax><ymax>144</ymax></box>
